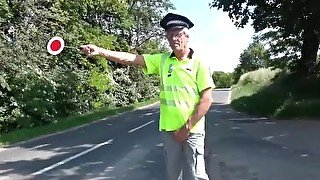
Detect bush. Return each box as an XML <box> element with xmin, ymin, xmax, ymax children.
<box><xmin>0</xmin><ymin>0</ymin><xmax>163</xmax><ymax>134</ymax></box>
<box><xmin>231</xmin><ymin>68</ymin><xmax>320</xmax><ymax>119</ymax></box>
<box><xmin>237</xmin><ymin>67</ymin><xmax>280</xmax><ymax>86</ymax></box>
<box><xmin>275</xmin><ymin>99</ymin><xmax>320</xmax><ymax>118</ymax></box>
<box><xmin>212</xmin><ymin>71</ymin><xmax>234</xmax><ymax>88</ymax></box>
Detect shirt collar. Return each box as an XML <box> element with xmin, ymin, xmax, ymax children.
<box><xmin>170</xmin><ymin>48</ymin><xmax>194</xmax><ymax>59</ymax></box>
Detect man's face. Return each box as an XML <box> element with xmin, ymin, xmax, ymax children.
<box><xmin>165</xmin><ymin>28</ymin><xmax>189</xmax><ymax>51</ymax></box>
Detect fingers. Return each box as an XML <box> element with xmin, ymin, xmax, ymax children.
<box><xmin>79</xmin><ymin>45</ymin><xmax>93</xmax><ymax>54</ymax></box>
<box><xmin>172</xmin><ymin>130</ymin><xmax>188</xmax><ymax>144</ymax></box>
<box><xmin>172</xmin><ymin>125</ymin><xmax>191</xmax><ymax>143</ymax></box>
<box><xmin>79</xmin><ymin>44</ymin><xmax>99</xmax><ymax>56</ymax></box>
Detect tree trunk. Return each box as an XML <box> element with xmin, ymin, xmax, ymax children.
<box><xmin>297</xmin><ymin>28</ymin><xmax>320</xmax><ymax>76</ymax></box>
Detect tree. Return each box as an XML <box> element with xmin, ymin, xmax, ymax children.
<box><xmin>0</xmin><ymin>0</ymin><xmax>12</xmax><ymax>23</ymax></box>
<box><xmin>0</xmin><ymin>0</ymin><xmax>171</xmax><ymax>133</ymax></box>
<box><xmin>126</xmin><ymin>0</ymin><xmax>174</xmax><ymax>49</ymax></box>
<box><xmin>212</xmin><ymin>71</ymin><xmax>234</xmax><ymax>88</ymax></box>
<box><xmin>233</xmin><ymin>40</ymin><xmax>270</xmax><ymax>83</ymax></box>
<box><xmin>210</xmin><ymin>0</ymin><xmax>320</xmax><ymax>76</ymax></box>
<box><xmin>258</xmin><ymin>30</ymin><xmax>302</xmax><ymax>70</ymax></box>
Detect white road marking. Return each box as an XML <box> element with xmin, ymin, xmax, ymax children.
<box><xmin>210</xmin><ymin>109</ymin><xmax>222</xmax><ymax>113</ymax></box>
<box><xmin>228</xmin><ymin>117</ymin><xmax>268</xmax><ymax>121</ymax></box>
<box><xmin>31</xmin><ymin>139</ymin><xmax>113</xmax><ymax>176</ymax></box>
<box><xmin>28</xmin><ymin>144</ymin><xmax>50</xmax><ymax>150</ymax></box>
<box><xmin>265</xmin><ymin>121</ymin><xmax>276</xmax><ymax>125</ymax></box>
<box><xmin>128</xmin><ymin>120</ymin><xmax>154</xmax><ymax>133</ymax></box>
<box><xmin>262</xmin><ymin>136</ymin><xmax>274</xmax><ymax>141</ymax></box>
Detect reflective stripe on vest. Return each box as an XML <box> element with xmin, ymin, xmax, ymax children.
<box><xmin>159</xmin><ymin>53</ymin><xmax>197</xmax><ymax>109</ymax></box>
<box><xmin>160</xmin><ymin>85</ymin><xmax>198</xmax><ymax>96</ymax></box>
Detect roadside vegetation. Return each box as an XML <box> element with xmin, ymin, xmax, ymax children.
<box><xmin>229</xmin><ymin>38</ymin><xmax>320</xmax><ymax>119</ymax></box>
<box><xmin>1</xmin><ymin>0</ymin><xmax>320</xmax><ymax>146</ymax></box>
<box><xmin>210</xmin><ymin>1</ymin><xmax>320</xmax><ymax>120</ymax></box>
<box><xmin>231</xmin><ymin>68</ymin><xmax>320</xmax><ymax>119</ymax></box>
<box><xmin>212</xmin><ymin>71</ymin><xmax>233</xmax><ymax>88</ymax></box>
<box><xmin>228</xmin><ymin>34</ymin><xmax>320</xmax><ymax>119</ymax></box>
<box><xmin>0</xmin><ymin>0</ymin><xmax>173</xmax><ymax>145</ymax></box>
<box><xmin>0</xmin><ymin>98</ymin><xmax>158</xmax><ymax>147</ymax></box>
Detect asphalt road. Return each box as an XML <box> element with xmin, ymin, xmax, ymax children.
<box><xmin>1</xmin><ymin>89</ymin><xmax>320</xmax><ymax>180</ymax></box>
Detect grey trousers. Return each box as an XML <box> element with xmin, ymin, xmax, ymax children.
<box><xmin>161</xmin><ymin>132</ymin><xmax>209</xmax><ymax>180</ymax></box>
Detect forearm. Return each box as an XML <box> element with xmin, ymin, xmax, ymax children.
<box><xmin>97</xmin><ymin>48</ymin><xmax>144</xmax><ymax>66</ymax></box>
<box><xmin>173</xmin><ymin>89</ymin><xmax>212</xmax><ymax>143</ymax></box>
<box><xmin>187</xmin><ymin>88</ymin><xmax>213</xmax><ymax>129</ymax></box>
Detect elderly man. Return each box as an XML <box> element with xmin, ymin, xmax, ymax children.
<box><xmin>81</xmin><ymin>13</ymin><xmax>214</xmax><ymax>180</ymax></box>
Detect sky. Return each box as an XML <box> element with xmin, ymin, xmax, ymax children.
<box><xmin>169</xmin><ymin>0</ymin><xmax>255</xmax><ymax>72</ymax></box>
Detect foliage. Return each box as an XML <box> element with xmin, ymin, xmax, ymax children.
<box><xmin>231</xmin><ymin>68</ymin><xmax>320</xmax><ymax>119</ymax></box>
<box><xmin>210</xmin><ymin>0</ymin><xmax>320</xmax><ymax>76</ymax></box>
<box><xmin>0</xmin><ymin>98</ymin><xmax>159</xmax><ymax>147</ymax></box>
<box><xmin>231</xmin><ymin>68</ymin><xmax>286</xmax><ymax>116</ymax></box>
<box><xmin>138</xmin><ymin>39</ymin><xmax>170</xmax><ymax>54</ymax></box>
<box><xmin>0</xmin><ymin>0</ymin><xmax>173</xmax><ymax>134</ymax></box>
<box><xmin>125</xmin><ymin>0</ymin><xmax>174</xmax><ymax>48</ymax></box>
<box><xmin>257</xmin><ymin>31</ymin><xmax>302</xmax><ymax>70</ymax></box>
<box><xmin>212</xmin><ymin>71</ymin><xmax>234</xmax><ymax>88</ymax></box>
<box><xmin>236</xmin><ymin>68</ymin><xmax>281</xmax><ymax>87</ymax></box>
<box><xmin>233</xmin><ymin>40</ymin><xmax>270</xmax><ymax>83</ymax></box>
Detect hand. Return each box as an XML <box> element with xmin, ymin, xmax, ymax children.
<box><xmin>80</xmin><ymin>44</ymin><xmax>101</xmax><ymax>56</ymax></box>
<box><xmin>172</xmin><ymin>123</ymin><xmax>191</xmax><ymax>143</ymax></box>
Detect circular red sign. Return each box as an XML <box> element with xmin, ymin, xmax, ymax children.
<box><xmin>50</xmin><ymin>40</ymin><xmax>61</xmax><ymax>51</ymax></box>
<box><xmin>47</xmin><ymin>36</ymin><xmax>65</xmax><ymax>55</ymax></box>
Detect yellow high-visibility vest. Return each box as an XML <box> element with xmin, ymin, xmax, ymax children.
<box><xmin>143</xmin><ymin>50</ymin><xmax>214</xmax><ymax>133</ymax></box>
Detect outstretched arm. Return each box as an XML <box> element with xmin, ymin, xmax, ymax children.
<box><xmin>80</xmin><ymin>44</ymin><xmax>146</xmax><ymax>67</ymax></box>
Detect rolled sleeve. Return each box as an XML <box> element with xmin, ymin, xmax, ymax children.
<box><xmin>197</xmin><ymin>60</ymin><xmax>215</xmax><ymax>93</ymax></box>
<box><xmin>142</xmin><ymin>54</ymin><xmax>162</xmax><ymax>75</ymax></box>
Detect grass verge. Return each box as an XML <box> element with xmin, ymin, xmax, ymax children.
<box><xmin>0</xmin><ymin>98</ymin><xmax>159</xmax><ymax>147</ymax></box>
<box><xmin>231</xmin><ymin>68</ymin><xmax>320</xmax><ymax>119</ymax></box>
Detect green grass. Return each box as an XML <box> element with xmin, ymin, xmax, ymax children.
<box><xmin>231</xmin><ymin>68</ymin><xmax>320</xmax><ymax>119</ymax></box>
<box><xmin>231</xmin><ymin>83</ymin><xmax>287</xmax><ymax>116</ymax></box>
<box><xmin>275</xmin><ymin>99</ymin><xmax>320</xmax><ymax>118</ymax></box>
<box><xmin>0</xmin><ymin>98</ymin><xmax>159</xmax><ymax>147</ymax></box>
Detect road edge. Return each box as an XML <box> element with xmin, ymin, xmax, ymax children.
<box><xmin>0</xmin><ymin>101</ymin><xmax>159</xmax><ymax>152</ymax></box>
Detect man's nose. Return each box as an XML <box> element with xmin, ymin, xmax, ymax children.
<box><xmin>172</xmin><ymin>35</ymin><xmax>179</xmax><ymax>40</ymax></box>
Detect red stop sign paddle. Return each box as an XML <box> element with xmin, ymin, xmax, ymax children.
<box><xmin>47</xmin><ymin>36</ymin><xmax>65</xmax><ymax>55</ymax></box>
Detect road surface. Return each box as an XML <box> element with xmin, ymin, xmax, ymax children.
<box><xmin>1</xmin><ymin>89</ymin><xmax>320</xmax><ymax>180</ymax></box>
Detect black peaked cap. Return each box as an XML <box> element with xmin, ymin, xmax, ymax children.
<box><xmin>160</xmin><ymin>13</ymin><xmax>194</xmax><ymax>31</ymax></box>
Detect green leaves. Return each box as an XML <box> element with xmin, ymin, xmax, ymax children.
<box><xmin>210</xmin><ymin>0</ymin><xmax>320</xmax><ymax>76</ymax></box>
<box><xmin>89</xmin><ymin>68</ymin><xmax>112</xmax><ymax>92</ymax></box>
<box><xmin>0</xmin><ymin>0</ymin><xmax>12</xmax><ymax>23</ymax></box>
<box><xmin>0</xmin><ymin>0</ymin><xmax>169</xmax><ymax>133</ymax></box>
<box><xmin>212</xmin><ymin>71</ymin><xmax>234</xmax><ymax>88</ymax></box>
<box><xmin>233</xmin><ymin>40</ymin><xmax>270</xmax><ymax>83</ymax></box>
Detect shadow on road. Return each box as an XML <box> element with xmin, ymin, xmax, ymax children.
<box><xmin>4</xmin><ymin>101</ymin><xmax>318</xmax><ymax>180</ymax></box>
<box><xmin>0</xmin><ymin>102</ymin><xmax>256</xmax><ymax>180</ymax></box>
<box><xmin>0</xmin><ymin>107</ymin><xmax>166</xmax><ymax>180</ymax></box>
